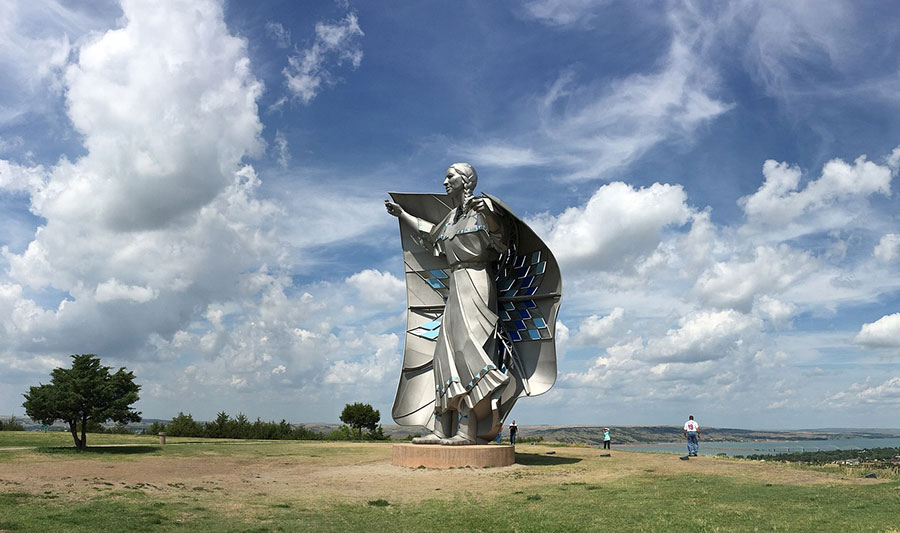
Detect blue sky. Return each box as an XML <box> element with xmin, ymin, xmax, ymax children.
<box><xmin>2</xmin><ymin>0</ymin><xmax>900</xmax><ymax>430</ymax></box>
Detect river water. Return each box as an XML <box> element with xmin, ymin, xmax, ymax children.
<box><xmin>613</xmin><ymin>437</ymin><xmax>900</xmax><ymax>456</ymax></box>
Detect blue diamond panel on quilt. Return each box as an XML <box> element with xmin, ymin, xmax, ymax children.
<box><xmin>498</xmin><ymin>250</ymin><xmax>547</xmax><ymax>299</ymax></box>
<box><xmin>408</xmin><ymin>315</ymin><xmax>442</xmax><ymax>340</ymax></box>
<box><xmin>417</xmin><ymin>268</ymin><xmax>450</xmax><ymax>302</ymax></box>
<box><xmin>498</xmin><ymin>298</ymin><xmax>552</xmax><ymax>342</ymax></box>
<box><xmin>496</xmin><ymin>248</ymin><xmax>552</xmax><ymax>343</ymax></box>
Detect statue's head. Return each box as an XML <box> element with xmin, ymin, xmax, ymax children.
<box><xmin>448</xmin><ymin>162</ymin><xmax>478</xmax><ymax>195</ymax></box>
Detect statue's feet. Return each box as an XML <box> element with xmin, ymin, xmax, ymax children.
<box><xmin>411</xmin><ymin>433</ymin><xmax>443</xmax><ymax>444</ymax></box>
<box><xmin>440</xmin><ymin>434</ymin><xmax>476</xmax><ymax>446</ymax></box>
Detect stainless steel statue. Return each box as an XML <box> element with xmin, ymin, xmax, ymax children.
<box><xmin>385</xmin><ymin>163</ymin><xmax>561</xmax><ymax>445</ymax></box>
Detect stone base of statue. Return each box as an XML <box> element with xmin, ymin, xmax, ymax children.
<box><xmin>392</xmin><ymin>443</ymin><xmax>515</xmax><ymax>468</ymax></box>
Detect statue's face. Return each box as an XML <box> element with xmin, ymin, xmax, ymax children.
<box><xmin>444</xmin><ymin>167</ymin><xmax>465</xmax><ymax>195</ymax></box>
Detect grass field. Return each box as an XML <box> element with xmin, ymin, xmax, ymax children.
<box><xmin>2</xmin><ymin>432</ymin><xmax>899</xmax><ymax>532</ymax></box>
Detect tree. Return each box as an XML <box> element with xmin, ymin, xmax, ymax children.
<box><xmin>166</xmin><ymin>412</ymin><xmax>203</xmax><ymax>437</ymax></box>
<box><xmin>339</xmin><ymin>402</ymin><xmax>380</xmax><ymax>440</ymax></box>
<box><xmin>22</xmin><ymin>354</ymin><xmax>141</xmax><ymax>450</ymax></box>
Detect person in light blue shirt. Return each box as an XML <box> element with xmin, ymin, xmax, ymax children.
<box><xmin>603</xmin><ymin>427</ymin><xmax>611</xmax><ymax>449</ymax></box>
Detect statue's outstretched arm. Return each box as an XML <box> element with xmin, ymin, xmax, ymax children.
<box><xmin>384</xmin><ymin>200</ymin><xmax>435</xmax><ymax>234</ymax></box>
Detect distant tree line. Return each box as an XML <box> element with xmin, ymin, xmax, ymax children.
<box><xmin>0</xmin><ymin>416</ymin><xmax>25</xmax><ymax>431</ymax></box>
<box><xmin>146</xmin><ymin>410</ymin><xmax>390</xmax><ymax>441</ymax></box>
<box><xmin>737</xmin><ymin>447</ymin><xmax>900</xmax><ymax>464</ymax></box>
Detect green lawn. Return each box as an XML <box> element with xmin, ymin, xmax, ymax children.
<box><xmin>2</xmin><ymin>434</ymin><xmax>899</xmax><ymax>532</ymax></box>
<box><xmin>2</xmin><ymin>472</ymin><xmax>898</xmax><ymax>532</ymax></box>
<box><xmin>0</xmin><ymin>431</ymin><xmax>209</xmax><ymax>448</ymax></box>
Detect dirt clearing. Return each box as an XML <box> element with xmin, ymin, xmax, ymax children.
<box><xmin>0</xmin><ymin>441</ymin><xmax>888</xmax><ymax>507</ymax></box>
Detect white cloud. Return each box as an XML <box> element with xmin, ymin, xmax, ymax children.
<box><xmin>740</xmin><ymin>156</ymin><xmax>892</xmax><ymax>227</ymax></box>
<box><xmin>345</xmin><ymin>269</ymin><xmax>404</xmax><ymax>306</ymax></box>
<box><xmin>532</xmin><ymin>181</ymin><xmax>693</xmax><ymax>272</ymax></box>
<box><xmin>323</xmin><ymin>333</ymin><xmax>400</xmax><ymax>385</ymax></box>
<box><xmin>95</xmin><ymin>279</ymin><xmax>157</xmax><ymax>303</ymax></box>
<box><xmin>739</xmin><ymin>1</ymin><xmax>900</xmax><ymax>107</ymax></box>
<box><xmin>887</xmin><ymin>147</ymin><xmax>900</xmax><ymax>173</ymax></box>
<box><xmin>575</xmin><ymin>307</ymin><xmax>624</xmax><ymax>346</ymax></box>
<box><xmin>521</xmin><ymin>0</ymin><xmax>609</xmax><ymax>27</ymax></box>
<box><xmin>0</xmin><ymin>0</ymin><xmax>287</xmax><ymax>377</ymax></box>
<box><xmin>462</xmin><ymin>145</ymin><xmax>546</xmax><ymax>168</ymax></box>
<box><xmin>47</xmin><ymin>0</ymin><xmax>264</xmax><ymax>231</ymax></box>
<box><xmin>0</xmin><ymin>0</ymin><xmax>105</xmax><ymax>130</ymax></box>
<box><xmin>754</xmin><ymin>296</ymin><xmax>796</xmax><ymax>328</ymax></box>
<box><xmin>0</xmin><ymin>160</ymin><xmax>45</xmax><ymax>194</ymax></box>
<box><xmin>273</xmin><ymin>130</ymin><xmax>290</xmax><ymax>168</ymax></box>
<box><xmin>265</xmin><ymin>21</ymin><xmax>291</xmax><ymax>49</ymax></box>
<box><xmin>283</xmin><ymin>12</ymin><xmax>363</xmax><ymax>104</ymax></box>
<box><xmin>855</xmin><ymin>313</ymin><xmax>900</xmax><ymax>348</ymax></box>
<box><xmin>829</xmin><ymin>376</ymin><xmax>900</xmax><ymax>407</ymax></box>
<box><xmin>461</xmin><ymin>4</ymin><xmax>732</xmax><ymax>180</ymax></box>
<box><xmin>693</xmin><ymin>245</ymin><xmax>816</xmax><ymax>312</ymax></box>
<box><xmin>641</xmin><ymin>309</ymin><xmax>761</xmax><ymax>363</ymax></box>
<box><xmin>873</xmin><ymin>234</ymin><xmax>900</xmax><ymax>264</ymax></box>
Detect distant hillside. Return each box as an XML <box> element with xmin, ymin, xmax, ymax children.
<box><xmin>517</xmin><ymin>426</ymin><xmax>900</xmax><ymax>445</ymax></box>
<box><xmin>5</xmin><ymin>415</ymin><xmax>898</xmax><ymax>444</ymax></box>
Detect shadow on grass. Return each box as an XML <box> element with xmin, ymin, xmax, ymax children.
<box><xmin>37</xmin><ymin>445</ymin><xmax>161</xmax><ymax>455</ymax></box>
<box><xmin>515</xmin><ymin>452</ymin><xmax>582</xmax><ymax>466</ymax></box>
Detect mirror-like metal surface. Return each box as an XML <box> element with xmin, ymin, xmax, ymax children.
<box><xmin>386</xmin><ymin>163</ymin><xmax>562</xmax><ymax>445</ymax></box>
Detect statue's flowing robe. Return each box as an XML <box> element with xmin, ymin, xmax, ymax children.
<box><xmin>390</xmin><ymin>192</ymin><xmax>561</xmax><ymax>441</ymax></box>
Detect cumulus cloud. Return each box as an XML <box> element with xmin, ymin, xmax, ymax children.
<box><xmin>531</xmin><ymin>181</ymin><xmax>693</xmax><ymax>272</ymax></box>
<box><xmin>345</xmin><ymin>269</ymin><xmax>404</xmax><ymax>306</ymax></box>
<box><xmin>641</xmin><ymin>309</ymin><xmax>761</xmax><ymax>363</ymax></box>
<box><xmin>753</xmin><ymin>295</ymin><xmax>796</xmax><ymax>328</ymax></box>
<box><xmin>739</xmin><ymin>156</ymin><xmax>892</xmax><ymax>227</ymax></box>
<box><xmin>283</xmin><ymin>12</ymin><xmax>363</xmax><ymax>104</ymax></box>
<box><xmin>873</xmin><ymin>234</ymin><xmax>900</xmax><ymax>264</ymax></box>
<box><xmin>693</xmin><ymin>245</ymin><xmax>816</xmax><ymax>312</ymax></box>
<box><xmin>829</xmin><ymin>376</ymin><xmax>900</xmax><ymax>407</ymax></box>
<box><xmin>95</xmin><ymin>279</ymin><xmax>157</xmax><ymax>303</ymax></box>
<box><xmin>0</xmin><ymin>160</ymin><xmax>45</xmax><ymax>194</ymax></box>
<box><xmin>574</xmin><ymin>307</ymin><xmax>624</xmax><ymax>346</ymax></box>
<box><xmin>0</xmin><ymin>0</ymin><xmax>285</xmax><ymax>379</ymax></box>
<box><xmin>323</xmin><ymin>333</ymin><xmax>400</xmax><ymax>385</ymax></box>
<box><xmin>855</xmin><ymin>314</ymin><xmax>900</xmax><ymax>348</ymax></box>
<box><xmin>49</xmin><ymin>0</ymin><xmax>264</xmax><ymax>231</ymax></box>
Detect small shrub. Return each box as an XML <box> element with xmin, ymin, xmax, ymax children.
<box><xmin>368</xmin><ymin>499</ymin><xmax>390</xmax><ymax>507</ymax></box>
<box><xmin>0</xmin><ymin>416</ymin><xmax>25</xmax><ymax>431</ymax></box>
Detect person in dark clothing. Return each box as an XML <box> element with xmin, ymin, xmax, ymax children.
<box><xmin>508</xmin><ymin>420</ymin><xmax>518</xmax><ymax>445</ymax></box>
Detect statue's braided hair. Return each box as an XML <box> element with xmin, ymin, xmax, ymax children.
<box><xmin>449</xmin><ymin>162</ymin><xmax>478</xmax><ymax>211</ymax></box>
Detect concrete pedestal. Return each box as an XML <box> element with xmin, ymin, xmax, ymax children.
<box><xmin>392</xmin><ymin>443</ymin><xmax>514</xmax><ymax>468</ymax></box>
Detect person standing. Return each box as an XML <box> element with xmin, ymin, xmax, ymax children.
<box><xmin>508</xmin><ymin>420</ymin><xmax>518</xmax><ymax>445</ymax></box>
<box><xmin>683</xmin><ymin>415</ymin><xmax>700</xmax><ymax>456</ymax></box>
<box><xmin>602</xmin><ymin>427</ymin><xmax>611</xmax><ymax>449</ymax></box>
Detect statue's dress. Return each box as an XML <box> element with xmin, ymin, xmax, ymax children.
<box><xmin>389</xmin><ymin>192</ymin><xmax>561</xmax><ymax>442</ymax></box>
<box><xmin>426</xmin><ymin>207</ymin><xmax>509</xmax><ymax>415</ymax></box>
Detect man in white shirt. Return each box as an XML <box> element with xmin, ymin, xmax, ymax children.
<box><xmin>683</xmin><ymin>415</ymin><xmax>700</xmax><ymax>456</ymax></box>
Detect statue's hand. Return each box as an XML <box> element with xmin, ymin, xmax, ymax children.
<box><xmin>469</xmin><ymin>197</ymin><xmax>488</xmax><ymax>213</ymax></box>
<box><xmin>384</xmin><ymin>200</ymin><xmax>403</xmax><ymax>217</ymax></box>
